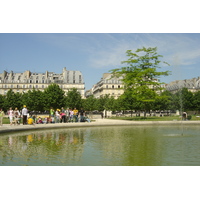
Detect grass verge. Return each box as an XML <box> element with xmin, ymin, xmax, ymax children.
<box><xmin>109</xmin><ymin>115</ymin><xmax>200</xmax><ymax>121</ymax></box>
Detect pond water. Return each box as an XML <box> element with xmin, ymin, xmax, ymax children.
<box><xmin>0</xmin><ymin>125</ymin><xmax>200</xmax><ymax>166</ymax></box>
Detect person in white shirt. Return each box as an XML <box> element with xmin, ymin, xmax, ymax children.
<box><xmin>22</xmin><ymin>105</ymin><xmax>28</xmax><ymax>125</ymax></box>
<box><xmin>55</xmin><ymin>109</ymin><xmax>60</xmax><ymax>123</ymax></box>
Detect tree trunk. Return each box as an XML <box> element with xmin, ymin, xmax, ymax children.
<box><xmin>144</xmin><ymin>110</ymin><xmax>147</xmax><ymax>118</ymax></box>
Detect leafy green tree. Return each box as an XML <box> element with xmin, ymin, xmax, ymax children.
<box><xmin>105</xmin><ymin>96</ymin><xmax>116</xmax><ymax>111</ymax></box>
<box><xmin>43</xmin><ymin>83</ymin><xmax>66</xmax><ymax>110</ymax></box>
<box><xmin>95</xmin><ymin>94</ymin><xmax>110</xmax><ymax>112</ymax></box>
<box><xmin>21</xmin><ymin>88</ymin><xmax>45</xmax><ymax>112</ymax></box>
<box><xmin>110</xmin><ymin>47</ymin><xmax>170</xmax><ymax>117</ymax></box>
<box><xmin>153</xmin><ymin>90</ymin><xmax>174</xmax><ymax>111</ymax></box>
<box><xmin>65</xmin><ymin>88</ymin><xmax>82</xmax><ymax>109</ymax></box>
<box><xmin>117</xmin><ymin>89</ymin><xmax>141</xmax><ymax>116</ymax></box>
<box><xmin>193</xmin><ymin>91</ymin><xmax>200</xmax><ymax>113</ymax></box>
<box><xmin>3</xmin><ymin>89</ymin><xmax>21</xmax><ymax>111</ymax></box>
<box><xmin>174</xmin><ymin>88</ymin><xmax>194</xmax><ymax>112</ymax></box>
<box><xmin>0</xmin><ymin>94</ymin><xmax>5</xmax><ymax>110</ymax></box>
<box><xmin>83</xmin><ymin>95</ymin><xmax>97</xmax><ymax>111</ymax></box>
<box><xmin>14</xmin><ymin>92</ymin><xmax>23</xmax><ymax>111</ymax></box>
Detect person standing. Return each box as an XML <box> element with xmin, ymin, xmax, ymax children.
<box><xmin>73</xmin><ymin>107</ymin><xmax>79</xmax><ymax>122</ymax></box>
<box><xmin>55</xmin><ymin>109</ymin><xmax>60</xmax><ymax>123</ymax></box>
<box><xmin>14</xmin><ymin>107</ymin><xmax>21</xmax><ymax>125</ymax></box>
<box><xmin>22</xmin><ymin>105</ymin><xmax>28</xmax><ymax>125</ymax></box>
<box><xmin>8</xmin><ymin>107</ymin><xmax>14</xmax><ymax>125</ymax></box>
<box><xmin>69</xmin><ymin>108</ymin><xmax>74</xmax><ymax>122</ymax></box>
<box><xmin>60</xmin><ymin>107</ymin><xmax>66</xmax><ymax>123</ymax></box>
<box><xmin>0</xmin><ymin>108</ymin><xmax>5</xmax><ymax>126</ymax></box>
<box><xmin>79</xmin><ymin>108</ymin><xmax>85</xmax><ymax>122</ymax></box>
<box><xmin>50</xmin><ymin>107</ymin><xmax>55</xmax><ymax>122</ymax></box>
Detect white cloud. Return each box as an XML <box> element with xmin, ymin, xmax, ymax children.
<box><xmin>34</xmin><ymin>33</ymin><xmax>200</xmax><ymax>70</ymax></box>
<box><xmin>88</xmin><ymin>43</ymin><xmax>130</xmax><ymax>69</ymax></box>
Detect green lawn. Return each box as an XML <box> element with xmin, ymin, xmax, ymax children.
<box><xmin>109</xmin><ymin>115</ymin><xmax>200</xmax><ymax>121</ymax></box>
<box><xmin>2</xmin><ymin>117</ymin><xmax>14</xmax><ymax>124</ymax></box>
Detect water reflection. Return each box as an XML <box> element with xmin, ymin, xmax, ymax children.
<box><xmin>0</xmin><ymin>129</ymin><xmax>85</xmax><ymax>166</ymax></box>
<box><xmin>0</xmin><ymin>125</ymin><xmax>200</xmax><ymax>166</ymax></box>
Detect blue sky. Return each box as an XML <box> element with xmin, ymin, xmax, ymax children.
<box><xmin>1</xmin><ymin>33</ymin><xmax>200</xmax><ymax>90</ymax></box>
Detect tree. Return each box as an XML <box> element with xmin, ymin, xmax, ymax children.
<box><xmin>65</xmin><ymin>88</ymin><xmax>82</xmax><ymax>109</ymax></box>
<box><xmin>14</xmin><ymin>92</ymin><xmax>23</xmax><ymax>111</ymax></box>
<box><xmin>153</xmin><ymin>90</ymin><xmax>174</xmax><ymax>111</ymax></box>
<box><xmin>105</xmin><ymin>96</ymin><xmax>116</xmax><ymax>111</ymax></box>
<box><xmin>110</xmin><ymin>47</ymin><xmax>170</xmax><ymax>117</ymax></box>
<box><xmin>21</xmin><ymin>88</ymin><xmax>45</xmax><ymax>113</ymax></box>
<box><xmin>174</xmin><ymin>88</ymin><xmax>194</xmax><ymax>112</ymax></box>
<box><xmin>83</xmin><ymin>95</ymin><xmax>97</xmax><ymax>111</ymax></box>
<box><xmin>3</xmin><ymin>89</ymin><xmax>21</xmax><ymax>111</ymax></box>
<box><xmin>117</xmin><ymin>89</ymin><xmax>141</xmax><ymax>116</ymax></box>
<box><xmin>43</xmin><ymin>83</ymin><xmax>66</xmax><ymax>110</ymax></box>
<box><xmin>193</xmin><ymin>91</ymin><xmax>200</xmax><ymax>113</ymax></box>
<box><xmin>0</xmin><ymin>94</ymin><xmax>5</xmax><ymax>110</ymax></box>
<box><xmin>95</xmin><ymin>94</ymin><xmax>110</xmax><ymax>112</ymax></box>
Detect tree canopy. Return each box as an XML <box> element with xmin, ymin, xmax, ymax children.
<box><xmin>43</xmin><ymin>83</ymin><xmax>66</xmax><ymax>110</ymax></box>
<box><xmin>65</xmin><ymin>88</ymin><xmax>82</xmax><ymax>109</ymax></box>
<box><xmin>110</xmin><ymin>47</ymin><xmax>171</xmax><ymax>115</ymax></box>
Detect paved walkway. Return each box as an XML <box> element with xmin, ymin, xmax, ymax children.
<box><xmin>0</xmin><ymin>118</ymin><xmax>200</xmax><ymax>134</ymax></box>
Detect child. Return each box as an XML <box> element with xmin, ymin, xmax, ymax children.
<box><xmin>27</xmin><ymin>116</ymin><xmax>35</xmax><ymax>125</ymax></box>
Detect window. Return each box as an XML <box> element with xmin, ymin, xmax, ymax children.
<box><xmin>118</xmin><ymin>85</ymin><xmax>120</xmax><ymax>88</ymax></box>
<box><xmin>112</xmin><ymin>85</ymin><xmax>114</xmax><ymax>89</ymax></box>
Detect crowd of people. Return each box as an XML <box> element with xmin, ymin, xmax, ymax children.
<box><xmin>0</xmin><ymin>106</ymin><xmax>91</xmax><ymax>126</ymax></box>
<box><xmin>49</xmin><ymin>107</ymin><xmax>91</xmax><ymax>124</ymax></box>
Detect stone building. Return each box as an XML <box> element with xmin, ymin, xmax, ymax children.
<box><xmin>85</xmin><ymin>73</ymin><xmax>124</xmax><ymax>99</ymax></box>
<box><xmin>0</xmin><ymin>67</ymin><xmax>85</xmax><ymax>98</ymax></box>
<box><xmin>164</xmin><ymin>77</ymin><xmax>200</xmax><ymax>93</ymax></box>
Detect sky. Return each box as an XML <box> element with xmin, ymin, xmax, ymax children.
<box><xmin>1</xmin><ymin>33</ymin><xmax>200</xmax><ymax>90</ymax></box>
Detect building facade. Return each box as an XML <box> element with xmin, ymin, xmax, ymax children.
<box><xmin>85</xmin><ymin>73</ymin><xmax>124</xmax><ymax>99</ymax></box>
<box><xmin>164</xmin><ymin>77</ymin><xmax>200</xmax><ymax>93</ymax></box>
<box><xmin>0</xmin><ymin>67</ymin><xmax>85</xmax><ymax>98</ymax></box>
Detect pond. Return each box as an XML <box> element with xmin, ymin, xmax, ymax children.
<box><xmin>0</xmin><ymin>125</ymin><xmax>200</xmax><ymax>166</ymax></box>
